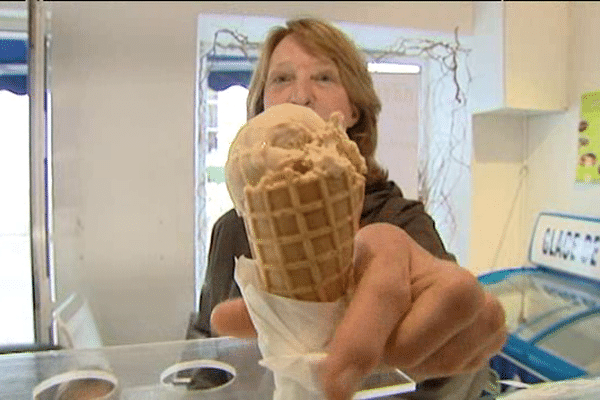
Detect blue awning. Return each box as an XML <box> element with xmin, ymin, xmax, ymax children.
<box><xmin>0</xmin><ymin>40</ymin><xmax>255</xmax><ymax>95</ymax></box>
<box><xmin>0</xmin><ymin>38</ymin><xmax>28</xmax><ymax>95</ymax></box>
<box><xmin>206</xmin><ymin>55</ymin><xmax>255</xmax><ymax>92</ymax></box>
<box><xmin>208</xmin><ymin>70</ymin><xmax>252</xmax><ymax>91</ymax></box>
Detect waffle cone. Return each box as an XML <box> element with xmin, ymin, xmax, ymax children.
<box><xmin>241</xmin><ymin>168</ymin><xmax>365</xmax><ymax>302</ymax></box>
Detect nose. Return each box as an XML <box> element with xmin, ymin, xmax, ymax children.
<box><xmin>289</xmin><ymin>78</ymin><xmax>313</xmax><ymax>107</ymax></box>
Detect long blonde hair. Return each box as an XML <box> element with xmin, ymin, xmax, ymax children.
<box><xmin>246</xmin><ymin>18</ymin><xmax>387</xmax><ymax>185</ymax></box>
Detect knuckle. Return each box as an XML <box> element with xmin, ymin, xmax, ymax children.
<box><xmin>492</xmin><ymin>326</ymin><xmax>509</xmax><ymax>352</ymax></box>
<box><xmin>384</xmin><ymin>336</ymin><xmax>426</xmax><ymax>368</ymax></box>
<box><xmin>441</xmin><ymin>271</ymin><xmax>485</xmax><ymax>322</ymax></box>
<box><xmin>341</xmin><ymin>338</ymin><xmax>382</xmax><ymax>372</ymax></box>
<box><xmin>478</xmin><ymin>330</ymin><xmax>509</xmax><ymax>364</ymax></box>
<box><xmin>440</xmin><ymin>340</ymin><xmax>485</xmax><ymax>375</ymax></box>
<box><xmin>431</xmin><ymin>354</ymin><xmax>464</xmax><ymax>377</ymax></box>
<box><xmin>438</xmin><ymin>349</ymin><xmax>467</xmax><ymax>373</ymax></box>
<box><xmin>484</xmin><ymin>294</ymin><xmax>507</xmax><ymax>334</ymax></box>
<box><xmin>374</xmin><ymin>280</ymin><xmax>411</xmax><ymax>310</ymax></box>
<box><xmin>463</xmin><ymin>355</ymin><xmax>488</xmax><ymax>373</ymax></box>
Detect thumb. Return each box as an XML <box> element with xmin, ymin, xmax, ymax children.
<box><xmin>317</xmin><ymin>223</ymin><xmax>413</xmax><ymax>400</ymax></box>
<box><xmin>318</xmin><ymin>355</ymin><xmax>365</xmax><ymax>400</ymax></box>
<box><xmin>210</xmin><ymin>298</ymin><xmax>257</xmax><ymax>337</ymax></box>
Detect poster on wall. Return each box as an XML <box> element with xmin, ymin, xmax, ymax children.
<box><xmin>577</xmin><ymin>90</ymin><xmax>600</xmax><ymax>183</ymax></box>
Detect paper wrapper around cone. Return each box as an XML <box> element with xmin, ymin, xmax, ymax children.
<box><xmin>234</xmin><ymin>255</ymin><xmax>347</xmax><ymax>400</ymax></box>
<box><xmin>234</xmin><ymin>252</ymin><xmax>417</xmax><ymax>400</ymax></box>
<box><xmin>242</xmin><ymin>167</ymin><xmax>365</xmax><ymax>302</ymax></box>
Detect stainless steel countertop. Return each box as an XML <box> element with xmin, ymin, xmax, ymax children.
<box><xmin>0</xmin><ymin>337</ymin><xmax>274</xmax><ymax>399</ymax></box>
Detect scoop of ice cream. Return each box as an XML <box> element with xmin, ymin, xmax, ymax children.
<box><xmin>225</xmin><ymin>103</ymin><xmax>367</xmax><ymax>216</ymax></box>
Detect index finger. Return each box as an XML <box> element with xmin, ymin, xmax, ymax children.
<box><xmin>210</xmin><ymin>298</ymin><xmax>258</xmax><ymax>338</ymax></box>
<box><xmin>319</xmin><ymin>223</ymin><xmax>412</xmax><ymax>399</ymax></box>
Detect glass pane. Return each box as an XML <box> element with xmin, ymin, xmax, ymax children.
<box><xmin>484</xmin><ymin>272</ymin><xmax>595</xmax><ymax>337</ymax></box>
<box><xmin>537</xmin><ymin>312</ymin><xmax>600</xmax><ymax>373</ymax></box>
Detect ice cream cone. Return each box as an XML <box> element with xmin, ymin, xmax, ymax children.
<box><xmin>225</xmin><ymin>103</ymin><xmax>368</xmax><ymax>302</ymax></box>
<box><xmin>242</xmin><ymin>167</ymin><xmax>365</xmax><ymax>302</ymax></box>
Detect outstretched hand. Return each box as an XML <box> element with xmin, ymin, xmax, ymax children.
<box><xmin>211</xmin><ymin>222</ymin><xmax>507</xmax><ymax>400</ymax></box>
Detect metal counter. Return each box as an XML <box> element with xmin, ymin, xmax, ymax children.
<box><xmin>0</xmin><ymin>337</ymin><xmax>273</xmax><ymax>399</ymax></box>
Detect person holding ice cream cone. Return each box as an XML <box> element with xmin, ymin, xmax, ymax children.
<box><xmin>195</xmin><ymin>17</ymin><xmax>507</xmax><ymax>400</ymax></box>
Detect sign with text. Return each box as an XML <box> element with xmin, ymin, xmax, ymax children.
<box><xmin>529</xmin><ymin>212</ymin><xmax>600</xmax><ymax>282</ymax></box>
<box><xmin>576</xmin><ymin>90</ymin><xmax>600</xmax><ymax>183</ymax></box>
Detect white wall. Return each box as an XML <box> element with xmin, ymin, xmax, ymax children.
<box><xmin>525</xmin><ymin>2</ymin><xmax>600</xmax><ymax>226</ymax></box>
<box><xmin>49</xmin><ymin>4</ymin><xmax>200</xmax><ymax>346</ymax></box>
<box><xmin>471</xmin><ymin>114</ymin><xmax>529</xmax><ymax>273</ymax></box>
<box><xmin>470</xmin><ymin>2</ymin><xmax>600</xmax><ymax>276</ymax></box>
<box><xmin>47</xmin><ymin>2</ymin><xmax>474</xmax><ymax>345</ymax></box>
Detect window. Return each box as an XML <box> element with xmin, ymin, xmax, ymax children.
<box><xmin>1</xmin><ymin>5</ymin><xmax>51</xmax><ymax>348</ymax></box>
<box><xmin>0</xmin><ymin>90</ymin><xmax>35</xmax><ymax>347</ymax></box>
<box><xmin>204</xmin><ymin>85</ymin><xmax>248</xmax><ymax>256</ymax></box>
<box><xmin>1</xmin><ymin>9</ymin><xmax>33</xmax><ymax>348</ymax></box>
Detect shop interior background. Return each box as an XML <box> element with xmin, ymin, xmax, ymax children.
<box><xmin>0</xmin><ymin>1</ymin><xmax>598</xmax><ymax>349</ymax></box>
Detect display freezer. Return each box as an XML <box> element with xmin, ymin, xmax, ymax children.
<box><xmin>479</xmin><ymin>212</ymin><xmax>600</xmax><ymax>387</ymax></box>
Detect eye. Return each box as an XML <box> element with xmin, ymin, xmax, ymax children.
<box><xmin>269</xmin><ymin>73</ymin><xmax>292</xmax><ymax>84</ymax></box>
<box><xmin>315</xmin><ymin>73</ymin><xmax>335</xmax><ymax>82</ymax></box>
<box><xmin>313</xmin><ymin>69</ymin><xmax>339</xmax><ymax>83</ymax></box>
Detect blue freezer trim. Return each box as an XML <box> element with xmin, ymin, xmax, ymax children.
<box><xmin>525</xmin><ymin>346</ymin><xmax>586</xmax><ymax>381</ymax></box>
<box><xmin>490</xmin><ymin>353</ymin><xmax>548</xmax><ymax>384</ymax></box>
<box><xmin>477</xmin><ymin>267</ymin><xmax>536</xmax><ymax>284</ymax></box>
<box><xmin>503</xmin><ymin>335</ymin><xmax>587</xmax><ymax>381</ymax></box>
<box><xmin>530</xmin><ymin>307</ymin><xmax>600</xmax><ymax>344</ymax></box>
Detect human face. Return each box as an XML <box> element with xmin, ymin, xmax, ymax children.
<box><xmin>263</xmin><ymin>34</ymin><xmax>359</xmax><ymax>129</ymax></box>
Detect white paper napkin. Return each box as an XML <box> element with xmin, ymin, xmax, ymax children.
<box><xmin>234</xmin><ymin>256</ymin><xmax>348</xmax><ymax>400</ymax></box>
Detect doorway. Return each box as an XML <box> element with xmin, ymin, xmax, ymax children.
<box><xmin>194</xmin><ymin>60</ymin><xmax>422</xmax><ymax>299</ymax></box>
